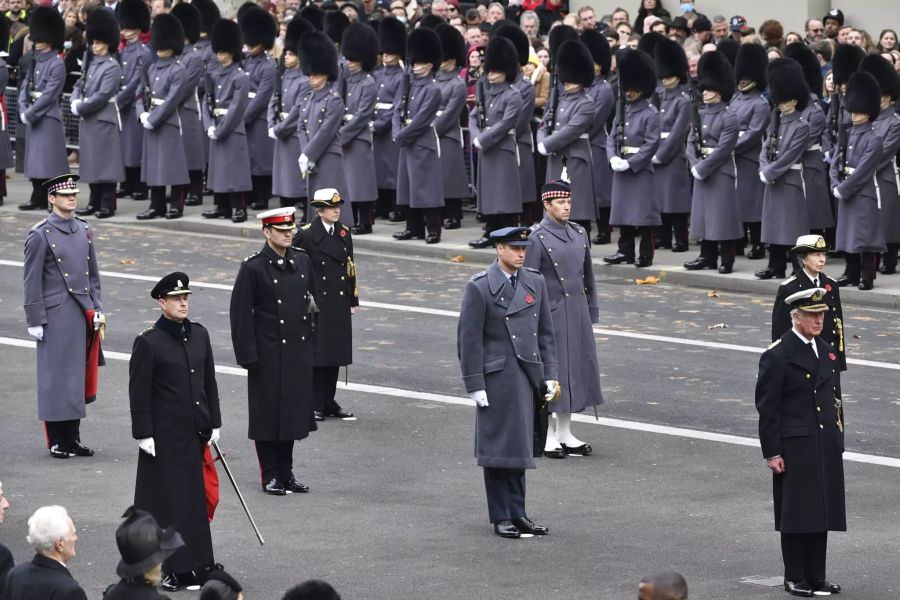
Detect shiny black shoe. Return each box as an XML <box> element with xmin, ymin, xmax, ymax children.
<box><xmin>388</xmin><ymin>211</ymin><xmax>404</xmax><ymax>222</ymax></box>
<box><xmin>809</xmin><ymin>580</ymin><xmax>841</xmax><ymax>594</ymax></box>
<box><xmin>231</xmin><ymin>209</ymin><xmax>247</xmax><ymax>223</ymax></box>
<box><xmin>858</xmin><ymin>280</ymin><xmax>873</xmax><ymax>290</ymax></box>
<box><xmin>683</xmin><ymin>256</ymin><xmax>716</xmax><ymax>270</ymax></box>
<box><xmin>493</xmin><ymin>520</ymin><xmax>520</xmax><ymax>539</ymax></box>
<box><xmin>202</xmin><ymin>208</ymin><xmax>231</xmax><ymax>219</ymax></box>
<box><xmin>165</xmin><ymin>208</ymin><xmax>182</xmax><ymax>220</ymax></box>
<box><xmin>393</xmin><ymin>230</ymin><xmax>424</xmax><ymax>241</ymax></box>
<box><xmin>543</xmin><ymin>448</ymin><xmax>567</xmax><ymax>459</ymax></box>
<box><xmin>18</xmin><ymin>202</ymin><xmax>42</xmax><ymax>211</ymax></box>
<box><xmin>445</xmin><ymin>217</ymin><xmax>461</xmax><ymax>230</ymax></box>
<box><xmin>783</xmin><ymin>580</ymin><xmax>814</xmax><ymax>597</ymax></box>
<box><xmin>425</xmin><ymin>232</ymin><xmax>441</xmax><ymax>244</ymax></box>
<box><xmin>671</xmin><ymin>243</ymin><xmax>689</xmax><ymax>253</ymax></box>
<box><xmin>592</xmin><ymin>232</ymin><xmax>611</xmax><ymax>245</ymax></box>
<box><xmin>561</xmin><ymin>443</ymin><xmax>592</xmax><ymax>456</ymax></box>
<box><xmin>468</xmin><ymin>236</ymin><xmax>493</xmax><ymax>249</ymax></box>
<box><xmin>116</xmin><ymin>188</ymin><xmax>132</xmax><ymax>198</ymax></box>
<box><xmin>248</xmin><ymin>201</ymin><xmax>268</xmax><ymax>210</ymax></box>
<box><xmin>836</xmin><ymin>275</ymin><xmax>858</xmax><ymax>287</ymax></box>
<box><xmin>184</xmin><ymin>194</ymin><xmax>202</xmax><ymax>206</ymax></box>
<box><xmin>746</xmin><ymin>245</ymin><xmax>766</xmax><ymax>260</ymax></box>
<box><xmin>136</xmin><ymin>208</ymin><xmax>163</xmax><ymax>220</ymax></box>
<box><xmin>718</xmin><ymin>263</ymin><xmax>733</xmax><ymax>274</ymax></box>
<box><xmin>879</xmin><ymin>264</ymin><xmax>897</xmax><ymax>275</ymax></box>
<box><xmin>49</xmin><ymin>445</ymin><xmax>75</xmax><ymax>459</ymax></box>
<box><xmin>71</xmin><ymin>441</ymin><xmax>94</xmax><ymax>457</ymax></box>
<box><xmin>351</xmin><ymin>224</ymin><xmax>372</xmax><ymax>235</ymax></box>
<box><xmin>314</xmin><ymin>411</ymin><xmax>325</xmax><ymax>422</ymax></box>
<box><xmin>263</xmin><ymin>478</ymin><xmax>286</xmax><ymax>496</ymax></box>
<box><xmin>96</xmin><ymin>208</ymin><xmax>115</xmax><ymax>219</ymax></box>
<box><xmin>325</xmin><ymin>408</ymin><xmax>354</xmax><ymax>419</ymax></box>
<box><xmin>754</xmin><ymin>267</ymin><xmax>785</xmax><ymax>280</ymax></box>
<box><xmin>131</xmin><ymin>191</ymin><xmax>148</xmax><ymax>201</ymax></box>
<box><xmin>284</xmin><ymin>477</ymin><xmax>310</xmax><ymax>493</ymax></box>
<box><xmin>512</xmin><ymin>516</ymin><xmax>548</xmax><ymax>535</ymax></box>
<box><xmin>602</xmin><ymin>252</ymin><xmax>632</xmax><ymax>265</ymax></box>
<box><xmin>75</xmin><ymin>206</ymin><xmax>97</xmax><ymax>216</ymax></box>
<box><xmin>635</xmin><ymin>257</ymin><xmax>652</xmax><ymax>268</ymax></box>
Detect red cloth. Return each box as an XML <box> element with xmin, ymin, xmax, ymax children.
<box><xmin>203</xmin><ymin>445</ymin><xmax>220</xmax><ymax>522</ymax></box>
<box><xmin>84</xmin><ymin>310</ymin><xmax>101</xmax><ymax>402</ymax></box>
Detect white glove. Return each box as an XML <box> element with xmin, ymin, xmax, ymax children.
<box><xmin>93</xmin><ymin>312</ymin><xmax>102</xmax><ymax>331</ymax></box>
<box><xmin>70</xmin><ymin>99</ymin><xmax>81</xmax><ymax>116</ymax></box>
<box><xmin>20</xmin><ymin>112</ymin><xmax>30</xmax><ymax>125</ymax></box>
<box><xmin>469</xmin><ymin>390</ymin><xmax>488</xmax><ymax>408</ymax></box>
<box><xmin>651</xmin><ymin>154</ymin><xmax>662</xmax><ymax>165</ymax></box>
<box><xmin>268</xmin><ymin>127</ymin><xmax>277</xmax><ymax>139</ymax></box>
<box><xmin>544</xmin><ymin>380</ymin><xmax>559</xmax><ymax>402</ymax></box>
<box><xmin>759</xmin><ymin>171</ymin><xmax>769</xmax><ymax>184</ymax></box>
<box><xmin>298</xmin><ymin>153</ymin><xmax>309</xmax><ymax>175</ymax></box>
<box><xmin>824</xmin><ymin>150</ymin><xmax>832</xmax><ymax>163</ymax></box>
<box><xmin>207</xmin><ymin>125</ymin><xmax>217</xmax><ymax>140</ymax></box>
<box><xmin>610</xmin><ymin>156</ymin><xmax>630</xmax><ymax>172</ymax></box>
<box><xmin>537</xmin><ymin>141</ymin><xmax>548</xmax><ymax>156</ymax></box>
<box><xmin>690</xmin><ymin>166</ymin><xmax>703</xmax><ymax>180</ymax></box>
<box><xmin>28</xmin><ymin>325</ymin><xmax>44</xmax><ymax>341</ymax></box>
<box><xmin>208</xmin><ymin>428</ymin><xmax>220</xmax><ymax>446</ymax></box>
<box><xmin>832</xmin><ymin>187</ymin><xmax>842</xmax><ymax>200</ymax></box>
<box><xmin>139</xmin><ymin>111</ymin><xmax>153</xmax><ymax>130</ymax></box>
<box><xmin>138</xmin><ymin>437</ymin><xmax>156</xmax><ymax>456</ymax></box>
<box><xmin>474</xmin><ymin>137</ymin><xmax>483</xmax><ymax>150</ymax></box>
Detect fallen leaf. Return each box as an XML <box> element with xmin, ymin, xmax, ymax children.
<box><xmin>707</xmin><ymin>322</ymin><xmax>728</xmax><ymax>329</ymax></box>
<box><xmin>120</xmin><ymin>259</ymin><xmax>136</xmax><ymax>265</ymax></box>
<box><xmin>449</xmin><ymin>255</ymin><xmax>465</xmax><ymax>263</ymax></box>
<box><xmin>635</xmin><ymin>275</ymin><xmax>660</xmax><ymax>285</ymax></box>
<box><xmin>707</xmin><ymin>290</ymin><xmax>719</xmax><ymax>298</ymax></box>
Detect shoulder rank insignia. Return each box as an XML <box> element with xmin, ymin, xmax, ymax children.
<box><xmin>243</xmin><ymin>251</ymin><xmax>261</xmax><ymax>262</ymax></box>
<box><xmin>472</xmin><ymin>270</ymin><xmax>487</xmax><ymax>280</ymax></box>
<box><xmin>523</xmin><ymin>266</ymin><xmax>541</xmax><ymax>274</ymax></box>
<box><xmin>140</xmin><ymin>326</ymin><xmax>156</xmax><ymax>335</ymax></box>
<box><xmin>301</xmin><ymin>223</ymin><xmax>312</xmax><ymax>230</ymax></box>
<box><xmin>779</xmin><ymin>275</ymin><xmax>797</xmax><ymax>286</ymax></box>
<box><xmin>30</xmin><ymin>218</ymin><xmax>48</xmax><ymax>231</ymax></box>
<box><xmin>767</xmin><ymin>339</ymin><xmax>782</xmax><ymax>349</ymax></box>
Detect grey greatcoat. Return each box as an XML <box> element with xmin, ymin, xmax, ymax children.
<box><xmin>297</xmin><ymin>83</ymin><xmax>353</xmax><ymax>224</ymax></box>
<box><xmin>687</xmin><ymin>102</ymin><xmax>742</xmax><ymax>241</ymax></box>
<box><xmin>607</xmin><ymin>98</ymin><xmax>662</xmax><ymax>226</ymax></box>
<box><xmin>872</xmin><ymin>107</ymin><xmax>900</xmax><ymax>243</ymax></box>
<box><xmin>340</xmin><ymin>70</ymin><xmax>378</xmax><ymax>203</ymax></box>
<box><xmin>71</xmin><ymin>54</ymin><xmax>124</xmax><ymax>184</ymax></box>
<box><xmin>525</xmin><ymin>217</ymin><xmax>603</xmax><ymax>413</ymax></box>
<box><xmin>586</xmin><ymin>76</ymin><xmax>615</xmax><ymax>210</ymax></box>
<box><xmin>393</xmin><ymin>75</ymin><xmax>444</xmax><ymax>209</ymax></box>
<box><xmin>512</xmin><ymin>75</ymin><xmax>537</xmax><ymax>205</ymax></box>
<box><xmin>830</xmin><ymin>122</ymin><xmax>885</xmax><ymax>253</ymax></box>
<box><xmin>538</xmin><ymin>89</ymin><xmax>597</xmax><ymax>221</ymax></box>
<box><xmin>470</xmin><ymin>80</ymin><xmax>522</xmax><ymax>215</ymax></box>
<box><xmin>457</xmin><ymin>262</ymin><xmax>558</xmax><ymax>469</ymax></box>
<box><xmin>730</xmin><ymin>89</ymin><xmax>770</xmax><ymax>223</ymax></box>
<box><xmin>195</xmin><ymin>38</ymin><xmax>216</xmax><ymax>164</ymax></box>
<box><xmin>202</xmin><ymin>63</ymin><xmax>252</xmax><ymax>193</ymax></box>
<box><xmin>117</xmin><ymin>41</ymin><xmax>152</xmax><ymax>168</ymax></box>
<box><xmin>142</xmin><ymin>57</ymin><xmax>189</xmax><ymax>187</ymax></box>
<box><xmin>244</xmin><ymin>52</ymin><xmax>276</xmax><ymax>177</ymax></box>
<box><xmin>0</xmin><ymin>58</ymin><xmax>14</xmax><ymax>170</ymax></box>
<box><xmin>434</xmin><ymin>68</ymin><xmax>470</xmax><ymax>199</ymax></box>
<box><xmin>23</xmin><ymin>213</ymin><xmax>103</xmax><ymax>422</ymax></box>
<box><xmin>759</xmin><ymin>111</ymin><xmax>810</xmax><ymax>245</ymax></box>
<box><xmin>176</xmin><ymin>44</ymin><xmax>206</xmax><ymax>172</ymax></box>
<box><xmin>801</xmin><ymin>97</ymin><xmax>834</xmax><ymax>230</ymax></box>
<box><xmin>372</xmin><ymin>64</ymin><xmax>403</xmax><ymax>190</ymax></box>
<box><xmin>268</xmin><ymin>68</ymin><xmax>308</xmax><ymax>199</ymax></box>
<box><xmin>653</xmin><ymin>84</ymin><xmax>691</xmax><ymax>214</ymax></box>
<box><xmin>20</xmin><ymin>50</ymin><xmax>68</xmax><ymax>180</ymax></box>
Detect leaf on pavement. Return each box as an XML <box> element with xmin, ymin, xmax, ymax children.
<box><xmin>707</xmin><ymin>289</ymin><xmax>719</xmax><ymax>298</ymax></box>
<box><xmin>120</xmin><ymin>259</ymin><xmax>136</xmax><ymax>265</ymax></box>
<box><xmin>635</xmin><ymin>275</ymin><xmax>660</xmax><ymax>285</ymax></box>
<box><xmin>449</xmin><ymin>255</ymin><xmax>465</xmax><ymax>263</ymax></box>
<box><xmin>707</xmin><ymin>322</ymin><xmax>728</xmax><ymax>329</ymax></box>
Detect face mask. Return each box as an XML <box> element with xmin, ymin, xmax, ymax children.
<box><xmin>64</xmin><ymin>40</ymin><xmax>72</xmax><ymax>50</ymax></box>
<box><xmin>680</xmin><ymin>2</ymin><xmax>694</xmax><ymax>12</ymax></box>
<box><xmin>396</xmin><ymin>15</ymin><xmax>407</xmax><ymax>23</ymax></box>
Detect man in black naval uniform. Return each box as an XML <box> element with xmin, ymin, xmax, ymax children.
<box><xmin>128</xmin><ymin>272</ymin><xmax>222</xmax><ymax>592</ymax></box>
<box><xmin>755</xmin><ymin>287</ymin><xmax>845</xmax><ymax>598</ymax></box>
<box><xmin>293</xmin><ymin>188</ymin><xmax>358</xmax><ymax>422</ymax></box>
<box><xmin>230</xmin><ymin>207</ymin><xmax>318</xmax><ymax>496</ymax></box>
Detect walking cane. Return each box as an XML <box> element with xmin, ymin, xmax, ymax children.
<box><xmin>211</xmin><ymin>441</ymin><xmax>265</xmax><ymax>545</ymax></box>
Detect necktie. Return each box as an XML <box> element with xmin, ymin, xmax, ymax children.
<box><xmin>328</xmin><ymin>225</ymin><xmax>334</xmax><ymax>236</ymax></box>
<box><xmin>814</xmin><ymin>278</ymin><xmax>819</xmax><ymax>288</ymax></box>
<box><xmin>809</xmin><ymin>341</ymin><xmax>817</xmax><ymax>359</ymax></box>
<box><xmin>510</xmin><ymin>275</ymin><xmax>517</xmax><ymax>289</ymax></box>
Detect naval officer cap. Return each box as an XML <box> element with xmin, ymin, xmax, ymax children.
<box><xmin>151</xmin><ymin>272</ymin><xmax>192</xmax><ymax>299</ymax></box>
<box><xmin>309</xmin><ymin>188</ymin><xmax>345</xmax><ymax>208</ymax></box>
<box><xmin>490</xmin><ymin>226</ymin><xmax>531</xmax><ymax>247</ymax></box>
<box><xmin>792</xmin><ymin>234</ymin><xmax>829</xmax><ymax>255</ymax></box>
<box><xmin>257</xmin><ymin>206</ymin><xmax>297</xmax><ymax>230</ymax></box>
<box><xmin>785</xmin><ymin>288</ymin><xmax>829</xmax><ymax>313</ymax></box>
<box><xmin>43</xmin><ymin>173</ymin><xmax>80</xmax><ymax>196</ymax></box>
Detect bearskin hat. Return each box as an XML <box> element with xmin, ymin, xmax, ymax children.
<box><xmin>324</xmin><ymin>10</ymin><xmax>349</xmax><ymax>45</ymax></box>
<box><xmin>832</xmin><ymin>43</ymin><xmax>864</xmax><ymax>85</ymax></box>
<box><xmin>240</xmin><ymin>7</ymin><xmax>277</xmax><ymax>50</ymax></box>
<box><xmin>618</xmin><ymin>48</ymin><xmax>657</xmax><ymax>98</ymax></box>
<box><xmin>580</xmin><ymin>29</ymin><xmax>611</xmax><ymax>76</ymax></box>
<box><xmin>378</xmin><ymin>16</ymin><xmax>406</xmax><ymax>58</ymax></box>
<box><xmin>211</xmin><ymin>18</ymin><xmax>242</xmax><ymax>60</ymax></box>
<box><xmin>767</xmin><ymin>58</ymin><xmax>810</xmax><ymax>111</ymax></box>
<box><xmin>192</xmin><ymin>0</ymin><xmax>220</xmax><ymax>36</ymax></box>
<box><xmin>483</xmin><ymin>36</ymin><xmax>519</xmax><ymax>83</ymax></box>
<box><xmin>406</xmin><ymin>26</ymin><xmax>441</xmax><ymax>72</ymax></box>
<box><xmin>299</xmin><ymin>4</ymin><xmax>325</xmax><ymax>31</ymax></box>
<box><xmin>29</xmin><ymin>6</ymin><xmax>65</xmax><ymax>50</ymax></box>
<box><xmin>548</xmin><ymin>24</ymin><xmax>578</xmax><ymax>63</ymax></box>
<box><xmin>236</xmin><ymin>1</ymin><xmax>256</xmax><ymax>23</ymax></box>
<box><xmin>860</xmin><ymin>53</ymin><xmax>900</xmax><ymax>101</ymax></box>
<box><xmin>637</xmin><ymin>31</ymin><xmax>665</xmax><ymax>57</ymax></box>
<box><xmin>556</xmin><ymin>39</ymin><xmax>594</xmax><ymax>88</ymax></box>
<box><xmin>716</xmin><ymin>37</ymin><xmax>739</xmax><ymax>66</ymax></box>
<box><xmin>845</xmin><ymin>71</ymin><xmax>883</xmax><ymax>120</ymax></box>
<box><xmin>116</xmin><ymin>0</ymin><xmax>150</xmax><ymax>33</ymax></box>
<box><xmin>734</xmin><ymin>43</ymin><xmax>768</xmax><ymax>91</ymax></box>
<box><xmin>170</xmin><ymin>3</ymin><xmax>201</xmax><ymax>45</ymax></box>
<box><xmin>698</xmin><ymin>50</ymin><xmax>735</xmax><ymax>102</ymax></box>
<box><xmin>417</xmin><ymin>14</ymin><xmax>444</xmax><ymax>29</ymax></box>
<box><xmin>435</xmin><ymin>23</ymin><xmax>466</xmax><ymax>68</ymax></box>
<box><xmin>300</xmin><ymin>31</ymin><xmax>339</xmax><ymax>79</ymax></box>
<box><xmin>85</xmin><ymin>7</ymin><xmax>120</xmax><ymax>50</ymax></box>
<box><xmin>494</xmin><ymin>22</ymin><xmax>529</xmax><ymax>67</ymax></box>
<box><xmin>783</xmin><ymin>43</ymin><xmax>821</xmax><ymax>98</ymax></box>
<box><xmin>654</xmin><ymin>36</ymin><xmax>688</xmax><ymax>84</ymax></box>
<box><xmin>341</xmin><ymin>22</ymin><xmax>379</xmax><ymax>71</ymax></box>
<box><xmin>285</xmin><ymin>17</ymin><xmax>315</xmax><ymax>57</ymax></box>
<box><xmin>150</xmin><ymin>13</ymin><xmax>184</xmax><ymax>55</ymax></box>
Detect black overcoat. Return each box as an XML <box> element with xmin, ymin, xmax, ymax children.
<box><xmin>103</xmin><ymin>580</ymin><xmax>171</xmax><ymax>600</ymax></box>
<box><xmin>772</xmin><ymin>273</ymin><xmax>846</xmax><ymax>372</ymax></box>
<box><xmin>2</xmin><ymin>554</ymin><xmax>87</xmax><ymax>600</ymax></box>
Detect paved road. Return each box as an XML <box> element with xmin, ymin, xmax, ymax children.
<box><xmin>0</xmin><ymin>215</ymin><xmax>898</xmax><ymax>599</ymax></box>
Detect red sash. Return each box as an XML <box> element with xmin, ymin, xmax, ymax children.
<box><xmin>84</xmin><ymin>309</ymin><xmax>101</xmax><ymax>403</ymax></box>
<box><xmin>203</xmin><ymin>446</ymin><xmax>220</xmax><ymax>522</ymax></box>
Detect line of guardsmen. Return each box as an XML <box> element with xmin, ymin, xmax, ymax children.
<box><xmin>12</xmin><ymin>5</ymin><xmax>900</xmax><ymax>286</ymax></box>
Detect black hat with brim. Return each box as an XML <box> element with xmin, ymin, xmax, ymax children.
<box><xmin>115</xmin><ymin>507</ymin><xmax>185</xmax><ymax>578</ymax></box>
<box><xmin>150</xmin><ymin>272</ymin><xmax>192</xmax><ymax>299</ymax></box>
<box><xmin>490</xmin><ymin>226</ymin><xmax>531</xmax><ymax>247</ymax></box>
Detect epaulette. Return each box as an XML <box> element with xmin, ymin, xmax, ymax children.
<box><xmin>647</xmin><ymin>104</ymin><xmax>659</xmax><ymax>113</ymax></box>
<box><xmin>243</xmin><ymin>251</ymin><xmax>261</xmax><ymax>262</ymax></box>
<box><xmin>140</xmin><ymin>326</ymin><xmax>156</xmax><ymax>335</ymax></box>
<box><xmin>529</xmin><ymin>222</ymin><xmax>543</xmax><ymax>233</ymax></box>
<box><xmin>767</xmin><ymin>338</ymin><xmax>782</xmax><ymax>349</ymax></box>
<box><xmin>74</xmin><ymin>216</ymin><xmax>88</xmax><ymax>224</ymax></box>
<box><xmin>30</xmin><ymin>218</ymin><xmax>48</xmax><ymax>231</ymax></box>
<box><xmin>471</xmin><ymin>270</ymin><xmax>487</xmax><ymax>281</ymax></box>
<box><xmin>301</xmin><ymin>223</ymin><xmax>312</xmax><ymax>230</ymax></box>
<box><xmin>779</xmin><ymin>275</ymin><xmax>797</xmax><ymax>286</ymax></box>
<box><xmin>193</xmin><ymin>321</ymin><xmax>206</xmax><ymax>330</ymax></box>
<box><xmin>523</xmin><ymin>266</ymin><xmax>541</xmax><ymax>274</ymax></box>
<box><xmin>567</xmin><ymin>221</ymin><xmax>583</xmax><ymax>234</ymax></box>
<box><xmin>341</xmin><ymin>224</ymin><xmax>350</xmax><ymax>231</ymax></box>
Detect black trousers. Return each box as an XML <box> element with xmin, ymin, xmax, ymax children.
<box><xmin>255</xmin><ymin>440</ymin><xmax>294</xmax><ymax>483</ymax></box>
<box><xmin>375</xmin><ymin>188</ymin><xmax>396</xmax><ymax>218</ymax></box>
<box><xmin>781</xmin><ymin>531</ymin><xmax>827</xmax><ymax>582</ymax></box>
<box><xmin>699</xmin><ymin>239</ymin><xmax>736</xmax><ymax>266</ymax></box>
<box><xmin>482</xmin><ymin>213</ymin><xmax>518</xmax><ymax>233</ymax></box>
<box><xmin>185</xmin><ymin>170</ymin><xmax>204</xmax><ymax>201</ymax></box>
<box><xmin>45</xmin><ymin>419</ymin><xmax>80</xmax><ymax>449</ymax></box>
<box><xmin>213</xmin><ymin>192</ymin><xmax>246</xmax><ymax>211</ymax></box>
<box><xmin>843</xmin><ymin>252</ymin><xmax>878</xmax><ymax>283</ymax></box>
<box><xmin>88</xmin><ymin>183</ymin><xmax>116</xmax><ymax>211</ymax></box>
<box><xmin>520</xmin><ymin>201</ymin><xmax>540</xmax><ymax>226</ymax></box>
<box><xmin>444</xmin><ymin>197</ymin><xmax>463</xmax><ymax>221</ymax></box>
<box><xmin>617</xmin><ymin>225</ymin><xmax>655</xmax><ymax>260</ymax></box>
<box><xmin>483</xmin><ymin>467</ymin><xmax>526</xmax><ymax>523</ymax></box>
<box><xmin>250</xmin><ymin>174</ymin><xmax>272</xmax><ymax>208</ymax></box>
<box><xmin>29</xmin><ymin>178</ymin><xmax>47</xmax><ymax>209</ymax></box>
<box><xmin>313</xmin><ymin>366</ymin><xmax>341</xmax><ymax>414</ymax></box>
<box><xmin>661</xmin><ymin>213</ymin><xmax>689</xmax><ymax>248</ymax></box>
<box><xmin>572</xmin><ymin>219</ymin><xmax>592</xmax><ymax>236</ymax></box>
<box><xmin>354</xmin><ymin>201</ymin><xmax>375</xmax><ymax>226</ymax></box>
<box><xmin>150</xmin><ymin>186</ymin><xmax>184</xmax><ymax>212</ymax></box>
<box><xmin>406</xmin><ymin>207</ymin><xmax>442</xmax><ymax>235</ymax></box>
<box><xmin>121</xmin><ymin>166</ymin><xmax>147</xmax><ymax>196</ymax></box>
<box><xmin>595</xmin><ymin>207</ymin><xmax>611</xmax><ymax>241</ymax></box>
<box><xmin>745</xmin><ymin>221</ymin><xmax>762</xmax><ymax>246</ymax></box>
<box><xmin>883</xmin><ymin>243</ymin><xmax>899</xmax><ymax>272</ymax></box>
<box><xmin>767</xmin><ymin>244</ymin><xmax>790</xmax><ymax>274</ymax></box>
<box><xmin>280</xmin><ymin>195</ymin><xmax>305</xmax><ymax>210</ymax></box>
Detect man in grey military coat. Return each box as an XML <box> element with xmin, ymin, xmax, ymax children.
<box><xmin>23</xmin><ymin>175</ymin><xmax>103</xmax><ymax>459</ymax></box>
<box><xmin>115</xmin><ymin>0</ymin><xmax>152</xmax><ymax>201</ymax></box>
<box><xmin>457</xmin><ymin>227</ymin><xmax>559</xmax><ymax>539</ymax></box>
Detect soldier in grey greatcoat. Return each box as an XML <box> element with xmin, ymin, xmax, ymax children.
<box><xmin>434</xmin><ymin>24</ymin><xmax>469</xmax><ymax>230</ymax></box>
<box><xmin>171</xmin><ymin>2</ymin><xmax>207</xmax><ymax>208</ymax></box>
<box><xmin>201</xmin><ymin>19</ymin><xmax>252</xmax><ymax>223</ymax></box>
<box><xmin>23</xmin><ymin>175</ymin><xmax>103</xmax><ymax>459</ymax></box>
<box><xmin>758</xmin><ymin>59</ymin><xmax>811</xmax><ymax>280</ymax></box>
<box><xmin>373</xmin><ymin>17</ymin><xmax>406</xmax><ymax>221</ymax></box>
<box><xmin>115</xmin><ymin>0</ymin><xmax>152</xmax><ymax>201</ymax></box>
<box><xmin>137</xmin><ymin>14</ymin><xmax>190</xmax><ymax>221</ymax></box>
<box><xmin>0</xmin><ymin>19</ymin><xmax>12</xmax><ymax>206</ymax></box>
<box><xmin>524</xmin><ymin>181</ymin><xmax>602</xmax><ymax>459</ymax></box>
<box><xmin>683</xmin><ymin>51</ymin><xmax>741</xmax><ymax>274</ymax></box>
<box><xmin>457</xmin><ymin>227</ymin><xmax>558</xmax><ymax>539</ymax></box>
<box><xmin>604</xmin><ymin>48</ymin><xmax>661</xmax><ymax>267</ymax></box>
<box><xmin>296</xmin><ymin>32</ymin><xmax>353</xmax><ymax>227</ymax></box>
<box><xmin>340</xmin><ymin>23</ymin><xmax>379</xmax><ymax>234</ymax></box>
<box><xmin>392</xmin><ymin>28</ymin><xmax>444</xmax><ymax>244</ymax></box>
<box><xmin>268</xmin><ymin>17</ymin><xmax>312</xmax><ymax>210</ymax></box>
<box><xmin>652</xmin><ymin>37</ymin><xmax>691</xmax><ymax>252</ymax></box>
<box><xmin>537</xmin><ymin>40</ymin><xmax>597</xmax><ymax>232</ymax></box>
<box><xmin>830</xmin><ymin>72</ymin><xmax>886</xmax><ymax>290</ymax></box>
<box><xmin>17</xmin><ymin>7</ymin><xmax>67</xmax><ymax>212</ymax></box>
<box><xmin>468</xmin><ymin>37</ymin><xmax>523</xmax><ymax>249</ymax></box>
<box><xmin>731</xmin><ymin>43</ymin><xmax>771</xmax><ymax>259</ymax></box>
<box><xmin>70</xmin><ymin>9</ymin><xmax>124</xmax><ymax>219</ymax></box>
<box><xmin>241</xmin><ymin>8</ymin><xmax>277</xmax><ymax>211</ymax></box>
<box><xmin>190</xmin><ymin>0</ymin><xmax>220</xmax><ymax>177</ymax></box>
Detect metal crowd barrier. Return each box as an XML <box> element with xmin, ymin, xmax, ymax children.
<box><xmin>5</xmin><ymin>86</ymin><xmax>81</xmax><ymax>149</ymax></box>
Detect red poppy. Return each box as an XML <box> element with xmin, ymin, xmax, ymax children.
<box><xmin>825</xmin><ymin>283</ymin><xmax>832</xmax><ymax>292</ymax></box>
<box><xmin>525</xmin><ymin>294</ymin><xmax>534</xmax><ymax>304</ymax></box>
<box><xmin>829</xmin><ymin>352</ymin><xmax>836</xmax><ymax>361</ymax></box>
<box><xmin>339</xmin><ymin>229</ymin><xmax>347</xmax><ymax>238</ymax></box>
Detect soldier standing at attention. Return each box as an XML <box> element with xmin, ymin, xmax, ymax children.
<box><xmin>0</xmin><ymin>17</ymin><xmax>13</xmax><ymax>207</ymax></box>
<box><xmin>372</xmin><ymin>17</ymin><xmax>406</xmax><ymax>222</ymax></box>
<box><xmin>457</xmin><ymin>227</ymin><xmax>558</xmax><ymax>539</ymax></box>
<box><xmin>190</xmin><ymin>0</ymin><xmax>221</xmax><ymax>202</ymax></box>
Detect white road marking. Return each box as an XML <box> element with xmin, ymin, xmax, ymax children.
<box><xmin>2</xmin><ymin>335</ymin><xmax>900</xmax><ymax>469</ymax></box>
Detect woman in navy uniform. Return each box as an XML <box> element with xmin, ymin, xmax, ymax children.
<box><xmin>201</xmin><ymin>19</ymin><xmax>252</xmax><ymax>223</ymax></box>
<box><xmin>830</xmin><ymin>71</ymin><xmax>886</xmax><ymax>290</ymax></box>
<box><xmin>683</xmin><ymin>51</ymin><xmax>741</xmax><ymax>274</ymax></box>
<box><xmin>137</xmin><ymin>15</ymin><xmax>190</xmax><ymax>221</ymax></box>
<box><xmin>17</xmin><ymin>7</ymin><xmax>67</xmax><ymax>212</ymax></box>
<box><xmin>70</xmin><ymin>9</ymin><xmax>124</xmax><ymax>219</ymax></box>
<box><xmin>392</xmin><ymin>27</ymin><xmax>444</xmax><ymax>244</ymax></box>
<box><xmin>372</xmin><ymin>17</ymin><xmax>406</xmax><ymax>221</ymax></box>
<box><xmin>171</xmin><ymin>3</ymin><xmax>207</xmax><ymax>209</ymax></box>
